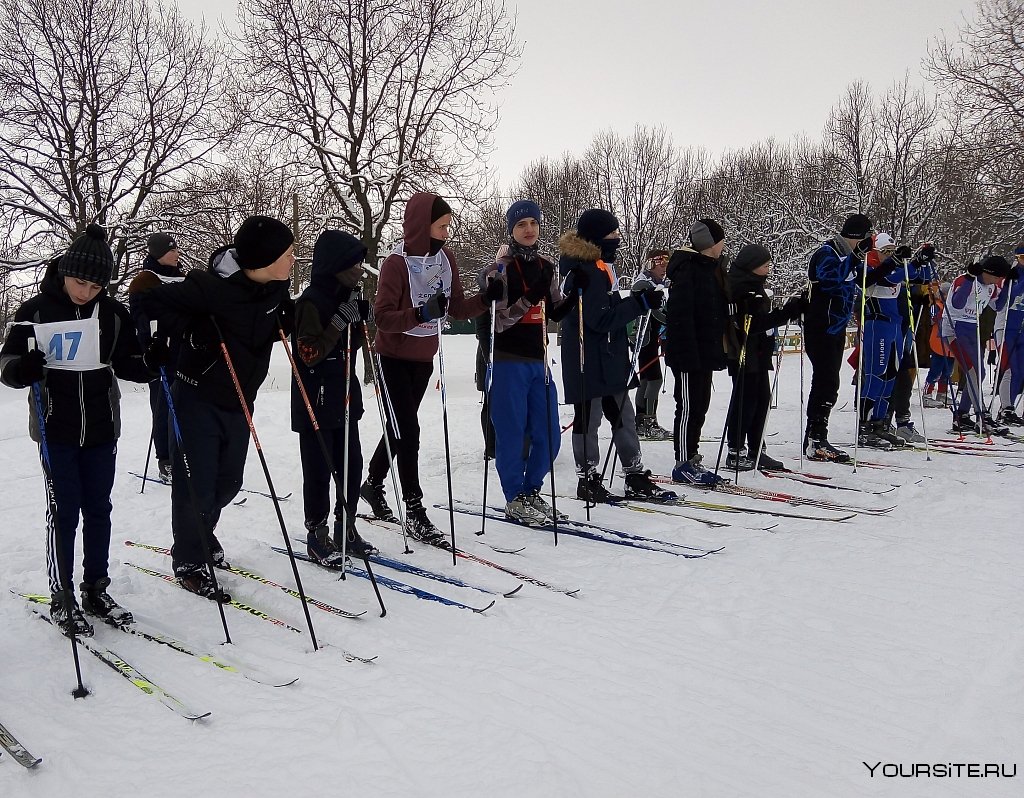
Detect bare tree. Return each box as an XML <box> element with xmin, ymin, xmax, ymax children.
<box><xmin>0</xmin><ymin>0</ymin><xmax>233</xmax><ymax>284</ymax></box>
<box><xmin>233</xmin><ymin>0</ymin><xmax>521</xmax><ymax>274</ymax></box>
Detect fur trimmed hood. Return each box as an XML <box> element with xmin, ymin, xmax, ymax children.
<box><xmin>557</xmin><ymin>231</ymin><xmax>601</xmax><ymax>267</ymax></box>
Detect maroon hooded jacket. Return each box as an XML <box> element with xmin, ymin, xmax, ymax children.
<box><xmin>373</xmin><ymin>192</ymin><xmax>486</xmax><ymax>362</ymax></box>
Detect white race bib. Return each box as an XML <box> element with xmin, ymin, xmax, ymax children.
<box><xmin>31</xmin><ymin>308</ymin><xmax>102</xmax><ymax>371</ymax></box>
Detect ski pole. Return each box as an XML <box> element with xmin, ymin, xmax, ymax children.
<box><xmin>139</xmin><ymin>435</ymin><xmax>154</xmax><ymax>494</ymax></box>
<box><xmin>211</xmin><ymin>317</ymin><xmax>318</xmax><ymax>650</ymax></box>
<box><xmin>752</xmin><ymin>319</ymin><xmax>793</xmax><ymax>471</ymax></box>
<box><xmin>799</xmin><ymin>309</ymin><xmax>806</xmax><ymax>471</ymax></box>
<box><xmin>28</xmin><ymin>337</ymin><xmax>89</xmax><ymax>698</ymax></box>
<box><xmin>436</xmin><ymin>316</ymin><xmax>458</xmax><ymax>566</ymax></box>
<box><xmin>903</xmin><ymin>273</ymin><xmax>932</xmax><ymax>461</ymax></box>
<box><xmin>853</xmin><ymin>256</ymin><xmax>869</xmax><ymax>473</ymax></box>
<box><xmin>577</xmin><ymin>284</ymin><xmax>590</xmax><ymax>521</ymax></box>
<box><xmin>972</xmin><ymin>279</ymin><xmax>991</xmax><ymax>442</ymax></box>
<box><xmin>540</xmin><ymin>298</ymin><xmax>559</xmax><ymax>546</ymax></box>
<box><xmin>153</xmin><ymin>322</ymin><xmax>232</xmax><ymax>644</ymax></box>
<box><xmin>360</xmin><ymin>319</ymin><xmax>410</xmax><ymax>553</ymax></box>
<box><xmin>987</xmin><ymin>275</ymin><xmax>1014</xmax><ymax>416</ymax></box>
<box><xmin>340</xmin><ymin>325</ymin><xmax>352</xmax><ymax>572</ymax></box>
<box><xmin>714</xmin><ymin>315</ymin><xmax>751</xmax><ymax>480</ymax></box>
<box><xmin>599</xmin><ymin>309</ymin><xmax>650</xmax><ymax>487</ymax></box>
<box><xmin>479</xmin><ymin>264</ymin><xmax>502</xmax><ymax>537</ymax></box>
<box><xmin>277</xmin><ymin>324</ymin><xmax>386</xmax><ymax>617</ymax></box>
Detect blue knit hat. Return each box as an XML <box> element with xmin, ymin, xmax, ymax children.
<box><xmin>1014</xmin><ymin>244</ymin><xmax>1024</xmax><ymax>256</ymax></box>
<box><xmin>506</xmin><ymin>200</ymin><xmax>542</xmax><ymax>235</ymax></box>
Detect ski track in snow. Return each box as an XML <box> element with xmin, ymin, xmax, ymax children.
<box><xmin>1</xmin><ymin>338</ymin><xmax>1021</xmax><ymax>798</ymax></box>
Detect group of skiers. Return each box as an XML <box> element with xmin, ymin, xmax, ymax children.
<box><xmin>2</xmin><ymin>196</ymin><xmax>1021</xmax><ymax>638</ymax></box>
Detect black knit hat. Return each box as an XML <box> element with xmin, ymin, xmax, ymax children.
<box><xmin>732</xmin><ymin>244</ymin><xmax>772</xmax><ymax>273</ymax></box>
<box><xmin>840</xmin><ymin>213</ymin><xmax>873</xmax><ymax>239</ymax></box>
<box><xmin>58</xmin><ymin>223</ymin><xmax>114</xmax><ymax>287</ymax></box>
<box><xmin>979</xmin><ymin>255</ymin><xmax>1011</xmax><ymax>278</ymax></box>
<box><xmin>576</xmin><ymin>208</ymin><xmax>620</xmax><ymax>245</ymax></box>
<box><xmin>147</xmin><ymin>232</ymin><xmax>178</xmax><ymax>260</ymax></box>
<box><xmin>690</xmin><ymin>219</ymin><xmax>725</xmax><ymax>252</ymax></box>
<box><xmin>430</xmin><ymin>196</ymin><xmax>453</xmax><ymax>223</ymax></box>
<box><xmin>233</xmin><ymin>215</ymin><xmax>294</xmax><ymax>270</ymax></box>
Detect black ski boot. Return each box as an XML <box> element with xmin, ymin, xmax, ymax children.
<box><xmin>360</xmin><ymin>480</ymin><xmax>398</xmax><ymax>523</ymax></box>
<box><xmin>725</xmin><ymin>448</ymin><xmax>757</xmax><ymax>471</ymax></box>
<box><xmin>306</xmin><ymin>522</ymin><xmax>347</xmax><ymax>569</ymax></box>
<box><xmin>858</xmin><ymin>420</ymin><xmax>894</xmax><ymax>450</ymax></box>
<box><xmin>804</xmin><ymin>425</ymin><xmax>851</xmax><ymax>463</ymax></box>
<box><xmin>174</xmin><ymin>563</ymin><xmax>231</xmax><ymax>603</ymax></box>
<box><xmin>334</xmin><ymin>519</ymin><xmax>379</xmax><ymax>558</ymax></box>
<box><xmin>158</xmin><ymin>459</ymin><xmax>173</xmax><ymax>485</ymax></box>
<box><xmin>404</xmin><ymin>498</ymin><xmax>447</xmax><ymax>546</ymax></box>
<box><xmin>50</xmin><ymin>593</ymin><xmax>94</xmax><ymax>638</ymax></box>
<box><xmin>576</xmin><ymin>471</ymin><xmax>619</xmax><ymax>504</ymax></box>
<box><xmin>624</xmin><ymin>469</ymin><xmax>677</xmax><ymax>501</ymax></box>
<box><xmin>755</xmin><ymin>448</ymin><xmax>786</xmax><ymax>471</ymax></box>
<box><xmin>80</xmin><ymin>577</ymin><xmax>133</xmax><ymax>627</ymax></box>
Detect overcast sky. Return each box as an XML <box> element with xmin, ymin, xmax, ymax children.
<box><xmin>175</xmin><ymin>0</ymin><xmax>976</xmax><ymax>186</ymax></box>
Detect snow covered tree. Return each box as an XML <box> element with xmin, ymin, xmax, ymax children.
<box><xmin>232</xmin><ymin>0</ymin><xmax>520</xmax><ymax>275</ymax></box>
<box><xmin>0</xmin><ymin>0</ymin><xmax>232</xmax><ymax>285</ymax></box>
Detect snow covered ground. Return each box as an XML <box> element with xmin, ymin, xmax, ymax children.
<box><xmin>1</xmin><ymin>335</ymin><xmax>1020</xmax><ymax>798</ymax></box>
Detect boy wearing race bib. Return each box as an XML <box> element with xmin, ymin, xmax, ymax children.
<box><xmin>360</xmin><ymin>193</ymin><xmax>499</xmax><ymax>545</ymax></box>
<box><xmin>0</xmin><ymin>224</ymin><xmax>164</xmax><ymax>637</ymax></box>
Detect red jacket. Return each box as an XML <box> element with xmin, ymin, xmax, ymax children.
<box><xmin>373</xmin><ymin>192</ymin><xmax>486</xmax><ymax>362</ymax></box>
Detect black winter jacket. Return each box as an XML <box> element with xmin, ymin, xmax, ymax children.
<box><xmin>137</xmin><ymin>247</ymin><xmax>292</xmax><ymax>413</ymax></box>
<box><xmin>0</xmin><ymin>260</ymin><xmax>153</xmax><ymax>446</ymax></box>
<box><xmin>727</xmin><ymin>270</ymin><xmax>801</xmax><ymax>374</ymax></box>
<box><xmin>557</xmin><ymin>232</ymin><xmax>646</xmax><ymax>403</ymax></box>
<box><xmin>289</xmin><ymin>243</ymin><xmax>366</xmax><ymax>433</ymax></box>
<box><xmin>664</xmin><ymin>248</ymin><xmax>730</xmax><ymax>373</ymax></box>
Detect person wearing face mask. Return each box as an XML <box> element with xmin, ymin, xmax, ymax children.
<box><xmin>361</xmin><ymin>192</ymin><xmax>502</xmax><ymax>545</ymax></box>
<box><xmin>665</xmin><ymin>219</ymin><xmax>732</xmax><ymax>487</ymax></box>
<box><xmin>291</xmin><ymin>230</ymin><xmax>377</xmax><ymax>566</ymax></box>
<box><xmin>557</xmin><ymin>208</ymin><xmax>669</xmax><ymax>504</ymax></box>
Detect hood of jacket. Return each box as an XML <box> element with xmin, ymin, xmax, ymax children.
<box><xmin>310</xmin><ymin>230</ymin><xmax>366</xmax><ymax>294</ymax></box>
<box><xmin>403</xmin><ymin>192</ymin><xmax>440</xmax><ymax>257</ymax></box>
<box><xmin>557</xmin><ymin>231</ymin><xmax>601</xmax><ymax>274</ymax></box>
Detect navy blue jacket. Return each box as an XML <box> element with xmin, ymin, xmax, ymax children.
<box><xmin>557</xmin><ymin>232</ymin><xmax>645</xmax><ymax>404</ymax></box>
<box><xmin>806</xmin><ymin>239</ymin><xmax>861</xmax><ymax>335</ymax></box>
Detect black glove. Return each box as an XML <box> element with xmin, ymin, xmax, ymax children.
<box><xmin>854</xmin><ymin>235</ymin><xmax>875</xmax><ymax>258</ymax></box>
<box><xmin>635</xmin><ymin>287</ymin><xmax>663</xmax><ymax>312</ymax></box>
<box><xmin>419</xmin><ymin>289</ymin><xmax>448</xmax><ymax>322</ymax></box>
<box><xmin>912</xmin><ymin>243</ymin><xmax>937</xmax><ymax>265</ymax></box>
<box><xmin>277</xmin><ymin>299</ymin><xmax>296</xmax><ymax>335</ymax></box>
<box><xmin>524</xmin><ymin>266</ymin><xmax>553</xmax><ymax>303</ymax></box>
<box><xmin>780</xmin><ymin>294</ymin><xmax>807</xmax><ymax>320</ymax></box>
<box><xmin>333</xmin><ymin>299</ymin><xmax>371</xmax><ymax>326</ymax></box>
<box><xmin>549</xmin><ymin>295</ymin><xmax>578</xmax><ymax>323</ymax></box>
<box><xmin>874</xmin><ymin>256</ymin><xmax>900</xmax><ymax>279</ymax></box>
<box><xmin>893</xmin><ymin>245</ymin><xmax>913</xmax><ymax>260</ymax></box>
<box><xmin>988</xmin><ymin>348</ymin><xmax>998</xmax><ymax>366</ymax></box>
<box><xmin>1009</xmin><ymin>265</ymin><xmax>1020</xmax><ymax>281</ymax></box>
<box><xmin>565</xmin><ymin>267</ymin><xmax>590</xmax><ymax>295</ymax></box>
<box><xmin>143</xmin><ymin>337</ymin><xmax>170</xmax><ymax>371</ymax></box>
<box><xmin>186</xmin><ymin>318</ymin><xmax>220</xmax><ymax>351</ymax></box>
<box><xmin>18</xmin><ymin>348</ymin><xmax>46</xmax><ymax>385</ymax></box>
<box><xmin>483</xmin><ymin>276</ymin><xmax>505</xmax><ymax>303</ymax></box>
